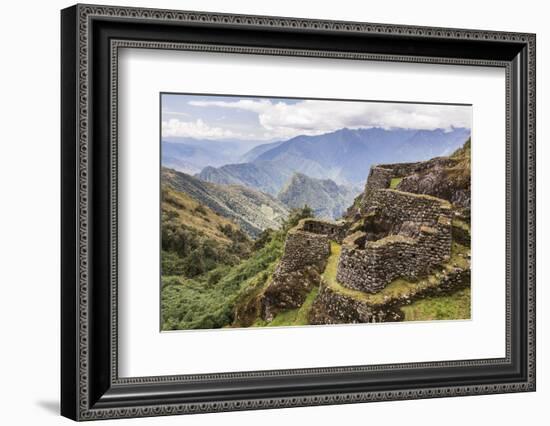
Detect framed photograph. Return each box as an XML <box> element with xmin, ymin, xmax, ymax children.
<box><xmin>61</xmin><ymin>4</ymin><xmax>536</xmax><ymax>421</ymax></box>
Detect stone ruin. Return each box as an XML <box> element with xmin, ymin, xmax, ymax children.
<box><xmin>360</xmin><ymin>157</ymin><xmax>470</xmax><ymax>209</ymax></box>
<box><xmin>260</xmin><ymin>219</ymin><xmax>347</xmax><ymax>321</ymax></box>
<box><xmin>274</xmin><ymin>219</ymin><xmax>333</xmax><ymax>274</ymax></box>
<box><xmin>299</xmin><ymin>218</ymin><xmax>349</xmax><ymax>244</ymax></box>
<box><xmin>259</xmin><ymin>158</ymin><xmax>468</xmax><ymax>324</ymax></box>
<box><xmin>363</xmin><ymin>158</ymin><xmax>459</xmax><ymax>195</ymax></box>
<box><xmin>336</xmin><ymin>189</ymin><xmax>452</xmax><ymax>293</ymax></box>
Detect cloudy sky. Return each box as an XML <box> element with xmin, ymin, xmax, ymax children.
<box><xmin>161</xmin><ymin>94</ymin><xmax>472</xmax><ymax>144</ymax></box>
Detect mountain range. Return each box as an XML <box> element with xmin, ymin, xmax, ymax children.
<box><xmin>162</xmin><ymin>168</ymin><xmax>289</xmax><ymax>237</ymax></box>
<box><xmin>162</xmin><ymin>138</ymin><xmax>256</xmax><ymax>175</ymax></box>
<box><xmin>278</xmin><ymin>173</ymin><xmax>356</xmax><ymax>220</ymax></box>
<box><xmin>195</xmin><ymin>127</ymin><xmax>471</xmax><ymax>195</ymax></box>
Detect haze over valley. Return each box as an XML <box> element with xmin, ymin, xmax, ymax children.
<box><xmin>163</xmin><ymin>125</ymin><xmax>470</xmax><ymax>221</ymax></box>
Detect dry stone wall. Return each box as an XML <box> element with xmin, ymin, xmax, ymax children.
<box><xmin>260</xmin><ymin>219</ymin><xmax>331</xmax><ymax>321</ymax></box>
<box><xmin>309</xmin><ymin>283</ymin><xmax>403</xmax><ymax>324</ymax></box>
<box><xmin>300</xmin><ymin>218</ymin><xmax>348</xmax><ymax>243</ymax></box>
<box><xmin>362</xmin><ymin>157</ymin><xmax>470</xmax><ymax>210</ymax></box>
<box><xmin>337</xmin><ymin>189</ymin><xmax>452</xmax><ymax>293</ymax></box>
<box><xmin>276</xmin><ymin>224</ymin><xmax>331</xmax><ymax>274</ymax></box>
<box><xmin>260</xmin><ymin>153</ymin><xmax>468</xmax><ymax>324</ymax></box>
<box><xmin>310</xmin><ymin>265</ymin><xmax>470</xmax><ymax>324</ymax></box>
<box><xmin>364</xmin><ymin>166</ymin><xmax>395</xmax><ymax>192</ymax></box>
<box><xmin>375</xmin><ymin>157</ymin><xmax>458</xmax><ymax>177</ymax></box>
<box><xmin>361</xmin><ymin>188</ymin><xmax>452</xmax><ymax>227</ymax></box>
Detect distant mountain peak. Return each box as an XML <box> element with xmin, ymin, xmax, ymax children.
<box><xmin>277</xmin><ymin>172</ymin><xmax>358</xmax><ymax>221</ymax></box>
<box><xmin>194</xmin><ymin>127</ymin><xmax>471</xmax><ymax>196</ymax></box>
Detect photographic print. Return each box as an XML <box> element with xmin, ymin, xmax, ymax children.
<box><xmin>160</xmin><ymin>94</ymin><xmax>472</xmax><ymax>331</ymax></box>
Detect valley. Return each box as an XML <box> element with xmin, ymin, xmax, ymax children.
<box><xmin>160</xmin><ymin>129</ymin><xmax>472</xmax><ymax>330</ymax></box>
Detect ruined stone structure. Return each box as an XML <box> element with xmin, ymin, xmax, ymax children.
<box><xmin>310</xmin><ymin>265</ymin><xmax>470</xmax><ymax>325</ymax></box>
<box><xmin>309</xmin><ymin>283</ymin><xmax>403</xmax><ymax>324</ymax></box>
<box><xmin>362</xmin><ymin>156</ymin><xmax>470</xmax><ymax>209</ymax></box>
<box><xmin>365</xmin><ymin>157</ymin><xmax>459</xmax><ymax>192</ymax></box>
<box><xmin>336</xmin><ymin>189</ymin><xmax>452</xmax><ymax>293</ymax></box>
<box><xmin>258</xmin><ymin>148</ymin><xmax>470</xmax><ymax>325</ymax></box>
<box><xmin>300</xmin><ymin>218</ymin><xmax>348</xmax><ymax>243</ymax></box>
<box><xmin>260</xmin><ymin>219</ymin><xmax>331</xmax><ymax>321</ymax></box>
<box><xmin>275</xmin><ymin>219</ymin><xmax>332</xmax><ymax>274</ymax></box>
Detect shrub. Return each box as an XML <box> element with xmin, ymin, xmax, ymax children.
<box><xmin>194</xmin><ymin>204</ymin><xmax>208</xmax><ymax>215</ymax></box>
<box><xmin>161</xmin><ymin>233</ymin><xmax>284</xmax><ymax>330</ymax></box>
<box><xmin>283</xmin><ymin>205</ymin><xmax>314</xmax><ymax>232</ymax></box>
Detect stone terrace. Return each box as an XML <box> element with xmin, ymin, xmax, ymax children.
<box><xmin>336</xmin><ymin>189</ymin><xmax>452</xmax><ymax>293</ymax></box>
<box><xmin>364</xmin><ymin>157</ymin><xmax>459</xmax><ymax>194</ymax></box>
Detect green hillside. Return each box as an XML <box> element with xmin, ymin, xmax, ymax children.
<box><xmin>161</xmin><ymin>206</ymin><xmax>313</xmax><ymax>330</ymax></box>
<box><xmin>161</xmin><ymin>185</ymin><xmax>251</xmax><ymax>278</ymax></box>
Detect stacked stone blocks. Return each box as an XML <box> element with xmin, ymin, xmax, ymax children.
<box><xmin>260</xmin><ymin>156</ymin><xmax>466</xmax><ymax>324</ymax></box>
<box><xmin>336</xmin><ymin>189</ymin><xmax>452</xmax><ymax>293</ymax></box>
<box><xmin>260</xmin><ymin>218</ymin><xmax>334</xmax><ymax>321</ymax></box>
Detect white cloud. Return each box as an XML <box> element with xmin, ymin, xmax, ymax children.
<box><xmin>188</xmin><ymin>99</ymin><xmax>272</xmax><ymax>113</ymax></box>
<box><xmin>162</xmin><ymin>110</ymin><xmax>190</xmax><ymax>117</ymax></box>
<box><xmin>189</xmin><ymin>99</ymin><xmax>472</xmax><ymax>141</ymax></box>
<box><xmin>162</xmin><ymin>118</ymin><xmax>241</xmax><ymax>139</ymax></box>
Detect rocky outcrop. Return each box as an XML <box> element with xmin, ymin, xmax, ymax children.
<box><xmin>397</xmin><ymin>171</ymin><xmax>470</xmax><ymax>208</ymax></box>
<box><xmin>260</xmin><ymin>266</ymin><xmax>322</xmax><ymax>322</ymax></box>
<box><xmin>277</xmin><ymin>173</ymin><xmax>357</xmax><ymax>220</ymax></box>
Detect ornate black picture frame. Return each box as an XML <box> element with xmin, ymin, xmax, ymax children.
<box><xmin>61</xmin><ymin>4</ymin><xmax>536</xmax><ymax>421</ymax></box>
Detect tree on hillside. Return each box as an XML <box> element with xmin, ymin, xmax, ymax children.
<box><xmin>284</xmin><ymin>204</ymin><xmax>314</xmax><ymax>231</ymax></box>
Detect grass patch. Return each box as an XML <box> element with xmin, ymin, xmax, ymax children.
<box><xmin>452</xmin><ymin>218</ymin><xmax>471</xmax><ymax>233</ymax></box>
<box><xmin>265</xmin><ymin>286</ymin><xmax>320</xmax><ymax>327</ymax></box>
<box><xmin>322</xmin><ymin>241</ymin><xmax>341</xmax><ymax>283</ymax></box>
<box><xmin>384</xmin><ymin>188</ymin><xmax>453</xmax><ymax>208</ymax></box>
<box><xmin>401</xmin><ymin>287</ymin><xmax>471</xmax><ymax>321</ymax></box>
<box><xmin>389</xmin><ymin>177</ymin><xmax>403</xmax><ymax>189</ymax></box>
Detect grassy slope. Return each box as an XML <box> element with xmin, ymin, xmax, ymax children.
<box><xmin>161</xmin><ymin>185</ymin><xmax>252</xmax><ymax>278</ymax></box>
<box><xmin>401</xmin><ymin>287</ymin><xmax>471</xmax><ymax>321</ymax></box>
<box><xmin>163</xmin><ymin>167</ymin><xmax>289</xmax><ymax>237</ymax></box>
<box><xmin>322</xmin><ymin>241</ymin><xmax>341</xmax><ymax>286</ymax></box>
<box><xmin>161</xmin><ymin>233</ymin><xmax>284</xmax><ymax>330</ymax></box>
<box><xmin>254</xmin><ymin>287</ymin><xmax>320</xmax><ymax>327</ymax></box>
<box><xmin>162</xmin><ymin>185</ymin><xmax>236</xmax><ymax>244</ymax></box>
<box><xmin>446</xmin><ymin>138</ymin><xmax>471</xmax><ymax>187</ymax></box>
